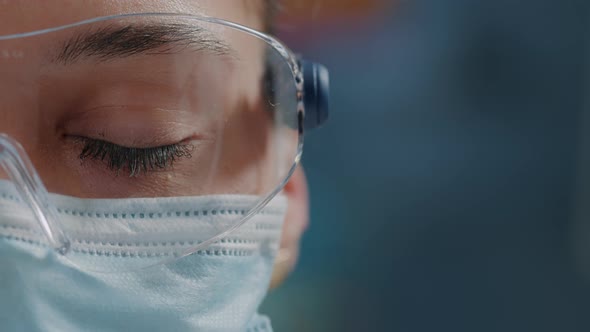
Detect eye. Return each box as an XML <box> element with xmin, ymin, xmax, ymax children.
<box><xmin>77</xmin><ymin>137</ymin><xmax>194</xmax><ymax>177</ymax></box>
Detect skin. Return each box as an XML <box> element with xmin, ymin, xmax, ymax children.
<box><xmin>0</xmin><ymin>0</ymin><xmax>307</xmax><ymax>288</ymax></box>
<box><xmin>281</xmin><ymin>0</ymin><xmax>384</xmax><ymax>17</ymax></box>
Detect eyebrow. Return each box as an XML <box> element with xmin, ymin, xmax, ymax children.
<box><xmin>53</xmin><ymin>23</ymin><xmax>233</xmax><ymax>65</ymax></box>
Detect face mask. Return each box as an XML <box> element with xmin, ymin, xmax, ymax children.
<box><xmin>0</xmin><ymin>180</ymin><xmax>286</xmax><ymax>332</ymax></box>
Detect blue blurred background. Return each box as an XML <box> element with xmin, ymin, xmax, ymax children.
<box><xmin>261</xmin><ymin>1</ymin><xmax>590</xmax><ymax>331</ymax></box>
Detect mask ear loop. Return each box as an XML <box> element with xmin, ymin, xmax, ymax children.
<box><xmin>0</xmin><ymin>134</ymin><xmax>70</xmax><ymax>254</ymax></box>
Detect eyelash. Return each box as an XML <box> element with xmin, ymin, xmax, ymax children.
<box><xmin>78</xmin><ymin>138</ymin><xmax>193</xmax><ymax>177</ymax></box>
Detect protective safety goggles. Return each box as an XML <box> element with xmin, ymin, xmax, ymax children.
<box><xmin>0</xmin><ymin>13</ymin><xmax>329</xmax><ymax>271</ymax></box>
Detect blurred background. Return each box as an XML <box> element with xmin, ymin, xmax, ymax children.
<box><xmin>260</xmin><ymin>0</ymin><xmax>590</xmax><ymax>331</ymax></box>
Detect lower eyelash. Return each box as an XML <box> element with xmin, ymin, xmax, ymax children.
<box><xmin>78</xmin><ymin>138</ymin><xmax>194</xmax><ymax>177</ymax></box>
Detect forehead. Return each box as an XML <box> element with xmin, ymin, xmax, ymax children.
<box><xmin>0</xmin><ymin>1</ymin><xmax>268</xmax><ymax>105</ymax></box>
<box><xmin>0</xmin><ymin>0</ymin><xmax>264</xmax><ymax>35</ymax></box>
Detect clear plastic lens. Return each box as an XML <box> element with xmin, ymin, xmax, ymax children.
<box><xmin>0</xmin><ymin>14</ymin><xmax>302</xmax><ymax>271</ymax></box>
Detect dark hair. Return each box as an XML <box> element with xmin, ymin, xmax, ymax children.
<box><xmin>264</xmin><ymin>0</ymin><xmax>279</xmax><ymax>32</ymax></box>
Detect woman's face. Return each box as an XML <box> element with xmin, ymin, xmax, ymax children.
<box><xmin>0</xmin><ymin>0</ymin><xmax>291</xmax><ymax>198</ymax></box>
<box><xmin>0</xmin><ymin>0</ymin><xmax>307</xmax><ymax>286</ymax></box>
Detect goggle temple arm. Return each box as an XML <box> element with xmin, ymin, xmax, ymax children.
<box><xmin>299</xmin><ymin>59</ymin><xmax>330</xmax><ymax>131</ymax></box>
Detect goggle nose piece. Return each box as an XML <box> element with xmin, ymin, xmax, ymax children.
<box><xmin>0</xmin><ymin>134</ymin><xmax>70</xmax><ymax>254</ymax></box>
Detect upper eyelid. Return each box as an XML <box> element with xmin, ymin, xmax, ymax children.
<box><xmin>77</xmin><ymin>137</ymin><xmax>194</xmax><ymax>177</ymax></box>
<box><xmin>74</xmin><ymin>136</ymin><xmax>181</xmax><ymax>150</ymax></box>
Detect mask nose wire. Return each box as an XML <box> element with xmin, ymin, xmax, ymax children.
<box><xmin>0</xmin><ymin>134</ymin><xmax>70</xmax><ymax>254</ymax></box>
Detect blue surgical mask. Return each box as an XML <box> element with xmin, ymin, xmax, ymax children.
<box><xmin>0</xmin><ymin>180</ymin><xmax>286</xmax><ymax>332</ymax></box>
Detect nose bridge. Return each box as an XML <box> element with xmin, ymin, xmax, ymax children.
<box><xmin>0</xmin><ymin>46</ymin><xmax>71</xmax><ymax>255</ymax></box>
<box><xmin>0</xmin><ymin>93</ymin><xmax>48</xmax><ymax>186</ymax></box>
<box><xmin>0</xmin><ymin>100</ymin><xmax>40</xmax><ymax>148</ymax></box>
<box><xmin>0</xmin><ymin>35</ymin><xmax>71</xmax><ymax>252</ymax></box>
<box><xmin>0</xmin><ymin>48</ymin><xmax>49</xmax><ymax>159</ymax></box>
